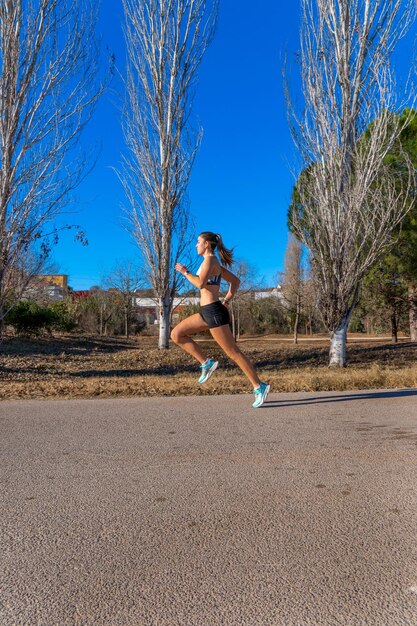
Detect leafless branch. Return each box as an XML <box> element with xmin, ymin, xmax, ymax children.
<box><xmin>120</xmin><ymin>0</ymin><xmax>218</xmax><ymax>348</ymax></box>
<box><xmin>286</xmin><ymin>0</ymin><xmax>417</xmax><ymax>365</ymax></box>
<box><xmin>0</xmin><ymin>0</ymin><xmax>104</xmax><ymax>329</ymax></box>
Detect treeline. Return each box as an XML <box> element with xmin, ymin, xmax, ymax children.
<box><xmin>4</xmin><ymin>291</ymin><xmax>145</xmax><ymax>338</ymax></box>
<box><xmin>4</xmin><ymin>276</ymin><xmax>412</xmax><ymax>341</ymax></box>
<box><xmin>180</xmin><ymin>282</ymin><xmax>409</xmax><ymax>340</ymax></box>
<box><xmin>277</xmin><ymin>235</ymin><xmax>414</xmax><ymax>343</ymax></box>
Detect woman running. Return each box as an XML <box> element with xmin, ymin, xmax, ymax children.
<box><xmin>172</xmin><ymin>231</ymin><xmax>270</xmax><ymax>408</ymax></box>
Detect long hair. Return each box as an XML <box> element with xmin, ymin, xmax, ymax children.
<box><xmin>199</xmin><ymin>231</ymin><xmax>233</xmax><ymax>267</ymax></box>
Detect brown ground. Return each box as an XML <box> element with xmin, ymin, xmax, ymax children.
<box><xmin>0</xmin><ymin>333</ymin><xmax>416</xmax><ymax>400</ymax></box>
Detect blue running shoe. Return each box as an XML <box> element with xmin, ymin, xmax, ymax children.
<box><xmin>198</xmin><ymin>358</ymin><xmax>218</xmax><ymax>384</ymax></box>
<box><xmin>252</xmin><ymin>382</ymin><xmax>270</xmax><ymax>408</ymax></box>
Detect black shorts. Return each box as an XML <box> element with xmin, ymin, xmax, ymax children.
<box><xmin>199</xmin><ymin>301</ymin><xmax>230</xmax><ymax>329</ymax></box>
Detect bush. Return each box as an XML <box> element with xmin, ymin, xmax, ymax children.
<box><xmin>6</xmin><ymin>301</ymin><xmax>55</xmax><ymax>336</ymax></box>
<box><xmin>133</xmin><ymin>320</ymin><xmax>147</xmax><ymax>334</ymax></box>
<box><xmin>48</xmin><ymin>301</ymin><xmax>76</xmax><ymax>332</ymax></box>
<box><xmin>5</xmin><ymin>300</ymin><xmax>77</xmax><ymax>336</ymax></box>
<box><xmin>237</xmin><ymin>296</ymin><xmax>290</xmax><ymax>335</ymax></box>
<box><xmin>349</xmin><ymin>317</ymin><xmax>366</xmax><ymax>333</ymax></box>
<box><xmin>178</xmin><ymin>303</ymin><xmax>201</xmax><ymax>321</ymax></box>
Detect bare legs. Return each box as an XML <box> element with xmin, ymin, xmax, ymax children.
<box><xmin>171</xmin><ymin>314</ymin><xmax>261</xmax><ymax>388</ymax></box>
<box><xmin>170</xmin><ymin>314</ymin><xmax>208</xmax><ymax>364</ymax></box>
<box><xmin>209</xmin><ymin>324</ymin><xmax>261</xmax><ymax>388</ymax></box>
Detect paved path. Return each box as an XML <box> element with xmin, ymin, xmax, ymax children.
<box><xmin>1</xmin><ymin>390</ymin><xmax>417</xmax><ymax>626</ymax></box>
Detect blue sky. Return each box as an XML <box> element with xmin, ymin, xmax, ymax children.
<box><xmin>53</xmin><ymin>0</ymin><xmax>415</xmax><ymax>290</ymax></box>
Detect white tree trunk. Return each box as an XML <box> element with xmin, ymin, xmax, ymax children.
<box><xmin>125</xmin><ymin>307</ymin><xmax>129</xmax><ymax>339</ymax></box>
<box><xmin>329</xmin><ymin>323</ymin><xmax>348</xmax><ymax>367</ymax></box>
<box><xmin>391</xmin><ymin>312</ymin><xmax>398</xmax><ymax>344</ymax></box>
<box><xmin>0</xmin><ymin>299</ymin><xmax>4</xmax><ymax>337</ymax></box>
<box><xmin>100</xmin><ymin>306</ymin><xmax>104</xmax><ymax>337</ymax></box>
<box><xmin>408</xmin><ymin>284</ymin><xmax>417</xmax><ymax>342</ymax></box>
<box><xmin>159</xmin><ymin>296</ymin><xmax>172</xmax><ymax>349</ymax></box>
<box><xmin>294</xmin><ymin>293</ymin><xmax>301</xmax><ymax>344</ymax></box>
<box><xmin>230</xmin><ymin>300</ymin><xmax>236</xmax><ymax>338</ymax></box>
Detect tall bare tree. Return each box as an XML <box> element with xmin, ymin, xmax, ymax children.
<box><xmin>120</xmin><ymin>0</ymin><xmax>218</xmax><ymax>349</ymax></box>
<box><xmin>2</xmin><ymin>245</ymin><xmax>54</xmax><ymax>307</ymax></box>
<box><xmin>227</xmin><ymin>259</ymin><xmax>260</xmax><ymax>339</ymax></box>
<box><xmin>0</xmin><ymin>0</ymin><xmax>104</xmax><ymax>333</ymax></box>
<box><xmin>105</xmin><ymin>261</ymin><xmax>145</xmax><ymax>338</ymax></box>
<box><xmin>281</xmin><ymin>235</ymin><xmax>308</xmax><ymax>344</ymax></box>
<box><xmin>286</xmin><ymin>0</ymin><xmax>416</xmax><ymax>366</ymax></box>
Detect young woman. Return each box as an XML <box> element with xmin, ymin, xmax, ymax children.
<box><xmin>172</xmin><ymin>231</ymin><xmax>270</xmax><ymax>408</ymax></box>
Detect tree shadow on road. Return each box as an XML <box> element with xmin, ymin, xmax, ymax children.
<box><xmin>263</xmin><ymin>388</ymin><xmax>417</xmax><ymax>409</ymax></box>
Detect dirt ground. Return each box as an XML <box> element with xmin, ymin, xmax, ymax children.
<box><xmin>0</xmin><ymin>333</ymin><xmax>416</xmax><ymax>400</ymax></box>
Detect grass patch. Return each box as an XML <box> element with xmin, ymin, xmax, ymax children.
<box><xmin>0</xmin><ymin>334</ymin><xmax>416</xmax><ymax>400</ymax></box>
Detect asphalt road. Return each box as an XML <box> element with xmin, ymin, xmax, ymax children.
<box><xmin>1</xmin><ymin>389</ymin><xmax>417</xmax><ymax>626</ymax></box>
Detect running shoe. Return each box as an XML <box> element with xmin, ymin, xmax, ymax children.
<box><xmin>198</xmin><ymin>358</ymin><xmax>218</xmax><ymax>384</ymax></box>
<box><xmin>252</xmin><ymin>382</ymin><xmax>270</xmax><ymax>408</ymax></box>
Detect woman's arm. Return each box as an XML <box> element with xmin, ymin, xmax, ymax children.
<box><xmin>174</xmin><ymin>257</ymin><xmax>216</xmax><ymax>289</ymax></box>
<box><xmin>220</xmin><ymin>266</ymin><xmax>240</xmax><ymax>304</ymax></box>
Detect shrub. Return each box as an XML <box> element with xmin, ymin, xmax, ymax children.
<box><xmin>48</xmin><ymin>301</ymin><xmax>76</xmax><ymax>332</ymax></box>
<box><xmin>178</xmin><ymin>303</ymin><xmax>200</xmax><ymax>321</ymax></box>
<box><xmin>237</xmin><ymin>296</ymin><xmax>290</xmax><ymax>335</ymax></box>
<box><xmin>6</xmin><ymin>301</ymin><xmax>55</xmax><ymax>336</ymax></box>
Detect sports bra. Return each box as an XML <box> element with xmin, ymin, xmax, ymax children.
<box><xmin>197</xmin><ymin>260</ymin><xmax>222</xmax><ymax>287</ymax></box>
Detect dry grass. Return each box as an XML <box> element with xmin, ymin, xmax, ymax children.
<box><xmin>0</xmin><ymin>333</ymin><xmax>416</xmax><ymax>400</ymax></box>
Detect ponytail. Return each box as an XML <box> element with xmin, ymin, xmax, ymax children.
<box><xmin>199</xmin><ymin>231</ymin><xmax>234</xmax><ymax>267</ymax></box>
<box><xmin>215</xmin><ymin>233</ymin><xmax>233</xmax><ymax>267</ymax></box>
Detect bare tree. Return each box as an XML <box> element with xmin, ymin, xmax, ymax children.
<box><xmin>359</xmin><ymin>257</ymin><xmax>408</xmax><ymax>343</ymax></box>
<box><xmin>286</xmin><ymin>0</ymin><xmax>416</xmax><ymax>366</ymax></box>
<box><xmin>105</xmin><ymin>261</ymin><xmax>145</xmax><ymax>338</ymax></box>
<box><xmin>120</xmin><ymin>0</ymin><xmax>218</xmax><ymax>349</ymax></box>
<box><xmin>281</xmin><ymin>235</ymin><xmax>307</xmax><ymax>344</ymax></box>
<box><xmin>228</xmin><ymin>259</ymin><xmax>260</xmax><ymax>339</ymax></box>
<box><xmin>1</xmin><ymin>246</ymin><xmax>55</xmax><ymax>308</ymax></box>
<box><xmin>74</xmin><ymin>287</ymin><xmax>118</xmax><ymax>337</ymax></box>
<box><xmin>303</xmin><ymin>269</ymin><xmax>321</xmax><ymax>335</ymax></box>
<box><xmin>72</xmin><ymin>287</ymin><xmax>115</xmax><ymax>336</ymax></box>
<box><xmin>0</xmin><ymin>0</ymin><xmax>103</xmax><ymax>334</ymax></box>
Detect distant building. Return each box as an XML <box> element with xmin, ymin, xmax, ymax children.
<box><xmin>253</xmin><ymin>286</ymin><xmax>283</xmax><ymax>300</ymax></box>
<box><xmin>71</xmin><ymin>290</ymin><xmax>92</xmax><ymax>300</ymax></box>
<box><xmin>24</xmin><ymin>274</ymin><xmax>69</xmax><ymax>302</ymax></box>
<box><xmin>133</xmin><ymin>287</ymin><xmax>283</xmax><ymax>326</ymax></box>
<box><xmin>133</xmin><ymin>290</ymin><xmax>200</xmax><ymax>326</ymax></box>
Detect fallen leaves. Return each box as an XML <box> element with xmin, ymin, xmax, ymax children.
<box><xmin>0</xmin><ymin>334</ymin><xmax>416</xmax><ymax>400</ymax></box>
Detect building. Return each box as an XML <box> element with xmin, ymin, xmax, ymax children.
<box><xmin>133</xmin><ymin>287</ymin><xmax>283</xmax><ymax>326</ymax></box>
<box><xmin>24</xmin><ymin>274</ymin><xmax>69</xmax><ymax>302</ymax></box>
<box><xmin>71</xmin><ymin>290</ymin><xmax>92</xmax><ymax>300</ymax></box>
<box><xmin>253</xmin><ymin>286</ymin><xmax>283</xmax><ymax>300</ymax></box>
<box><xmin>133</xmin><ymin>291</ymin><xmax>200</xmax><ymax>326</ymax></box>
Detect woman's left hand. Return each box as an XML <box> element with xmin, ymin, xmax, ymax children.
<box><xmin>175</xmin><ymin>263</ymin><xmax>188</xmax><ymax>275</ymax></box>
